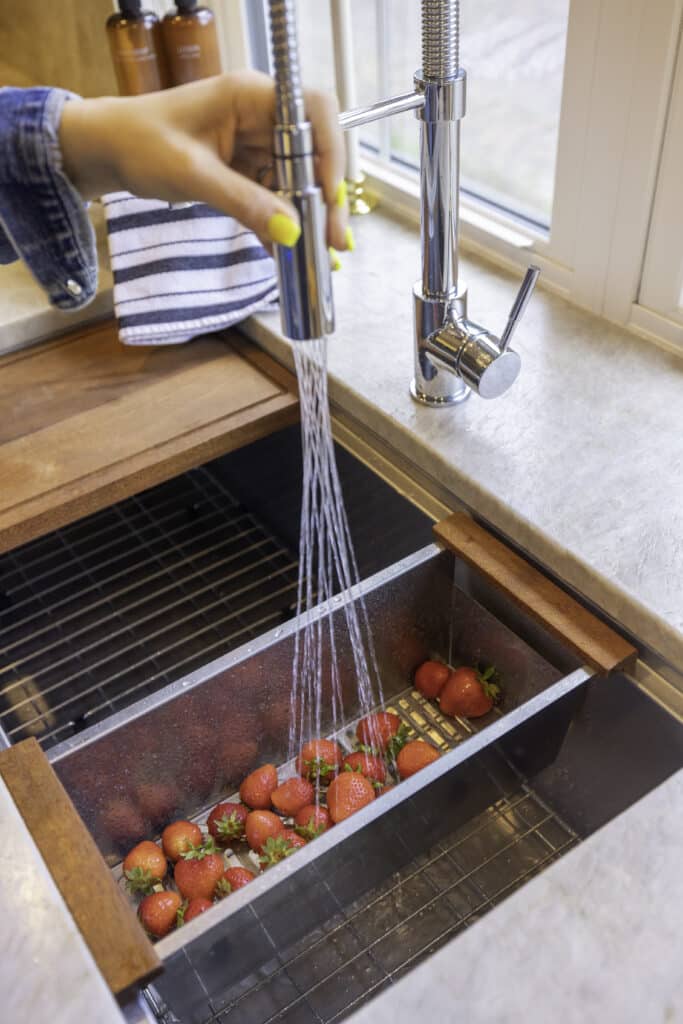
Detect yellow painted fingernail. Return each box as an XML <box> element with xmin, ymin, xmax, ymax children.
<box><xmin>267</xmin><ymin>212</ymin><xmax>301</xmax><ymax>248</ymax></box>
<box><xmin>345</xmin><ymin>225</ymin><xmax>356</xmax><ymax>252</ymax></box>
<box><xmin>329</xmin><ymin>246</ymin><xmax>341</xmax><ymax>272</ymax></box>
<box><xmin>336</xmin><ymin>179</ymin><xmax>348</xmax><ymax>208</ymax></box>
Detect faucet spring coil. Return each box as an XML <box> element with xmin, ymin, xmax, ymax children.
<box><xmin>421</xmin><ymin>0</ymin><xmax>459</xmax><ymax>79</ymax></box>
<box><xmin>269</xmin><ymin>0</ymin><xmax>306</xmax><ymax>126</ymax></box>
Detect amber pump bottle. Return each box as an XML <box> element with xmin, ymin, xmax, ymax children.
<box><xmin>106</xmin><ymin>0</ymin><xmax>170</xmax><ymax>96</ymax></box>
<box><xmin>162</xmin><ymin>0</ymin><xmax>222</xmax><ymax>86</ymax></box>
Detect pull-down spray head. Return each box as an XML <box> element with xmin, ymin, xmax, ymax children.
<box><xmin>268</xmin><ymin>0</ymin><xmax>334</xmax><ymax>341</ymax></box>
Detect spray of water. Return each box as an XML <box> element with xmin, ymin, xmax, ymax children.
<box><xmin>287</xmin><ymin>338</ymin><xmax>384</xmax><ymax>763</ymax></box>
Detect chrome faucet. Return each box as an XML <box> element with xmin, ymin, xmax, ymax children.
<box><xmin>268</xmin><ymin>0</ymin><xmax>539</xmax><ymax>404</ymax></box>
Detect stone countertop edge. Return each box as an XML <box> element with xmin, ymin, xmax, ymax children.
<box><xmin>347</xmin><ymin>767</ymin><xmax>683</xmax><ymax>1024</ymax></box>
<box><xmin>0</xmin><ymin>775</ymin><xmax>125</xmax><ymax>1024</ymax></box>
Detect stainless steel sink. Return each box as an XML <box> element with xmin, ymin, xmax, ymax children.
<box><xmin>1</xmin><ymin>425</ymin><xmax>681</xmax><ymax>1024</ymax></box>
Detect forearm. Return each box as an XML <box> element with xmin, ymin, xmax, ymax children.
<box><xmin>58</xmin><ymin>96</ymin><xmax>126</xmax><ymax>201</ymax></box>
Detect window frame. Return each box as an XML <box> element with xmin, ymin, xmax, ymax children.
<box><xmin>229</xmin><ymin>0</ymin><xmax>683</xmax><ymax>351</ymax></box>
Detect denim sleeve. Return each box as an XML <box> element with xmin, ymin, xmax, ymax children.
<box><xmin>0</xmin><ymin>87</ymin><xmax>97</xmax><ymax>309</ymax></box>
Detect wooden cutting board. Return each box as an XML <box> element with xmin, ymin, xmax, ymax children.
<box><xmin>0</xmin><ymin>320</ymin><xmax>298</xmax><ymax>553</ymax></box>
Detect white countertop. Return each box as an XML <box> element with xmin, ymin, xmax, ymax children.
<box><xmin>0</xmin><ymin>776</ymin><xmax>125</xmax><ymax>1024</ymax></box>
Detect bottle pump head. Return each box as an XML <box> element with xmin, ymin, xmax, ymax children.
<box><xmin>118</xmin><ymin>0</ymin><xmax>143</xmax><ymax>16</ymax></box>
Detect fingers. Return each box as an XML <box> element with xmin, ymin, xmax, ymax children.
<box><xmin>303</xmin><ymin>89</ymin><xmax>350</xmax><ymax>250</ymax></box>
<box><xmin>167</xmin><ymin>139</ymin><xmax>301</xmax><ymax>251</ymax></box>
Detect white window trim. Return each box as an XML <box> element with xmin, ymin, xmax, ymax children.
<box><xmin>636</xmin><ymin>19</ymin><xmax>683</xmax><ymax>345</ymax></box>
<box><xmin>232</xmin><ymin>0</ymin><xmax>683</xmax><ymax>353</ymax></box>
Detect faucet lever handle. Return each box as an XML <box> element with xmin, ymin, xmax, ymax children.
<box><xmin>499</xmin><ymin>265</ymin><xmax>540</xmax><ymax>352</ymax></box>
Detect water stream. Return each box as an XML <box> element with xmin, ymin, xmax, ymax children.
<box><xmin>287</xmin><ymin>338</ymin><xmax>385</xmax><ymax>762</ymax></box>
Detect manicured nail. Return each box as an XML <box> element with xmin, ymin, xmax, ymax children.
<box><xmin>329</xmin><ymin>246</ymin><xmax>341</xmax><ymax>272</ymax></box>
<box><xmin>267</xmin><ymin>212</ymin><xmax>301</xmax><ymax>248</ymax></box>
<box><xmin>345</xmin><ymin>225</ymin><xmax>356</xmax><ymax>252</ymax></box>
<box><xmin>335</xmin><ymin>179</ymin><xmax>348</xmax><ymax>208</ymax></box>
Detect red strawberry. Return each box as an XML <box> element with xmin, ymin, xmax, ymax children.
<box><xmin>342</xmin><ymin>751</ymin><xmax>387</xmax><ymax>785</ymax></box>
<box><xmin>375</xmin><ymin>783</ymin><xmax>395</xmax><ymax>798</ymax></box>
<box><xmin>174</xmin><ymin>841</ymin><xmax>225</xmax><ymax>901</ymax></box>
<box><xmin>271</xmin><ymin>777</ymin><xmax>315</xmax><ymax>816</ymax></box>
<box><xmin>439</xmin><ymin>666</ymin><xmax>501</xmax><ymax>718</ymax></box>
<box><xmin>138</xmin><ymin>890</ymin><xmax>181</xmax><ymax>938</ymax></box>
<box><xmin>356</xmin><ymin>712</ymin><xmax>403</xmax><ymax>753</ymax></box>
<box><xmin>259</xmin><ymin>829</ymin><xmax>306</xmax><ymax>868</ymax></box>
<box><xmin>123</xmin><ymin>840</ymin><xmax>167</xmax><ymax>894</ymax></box>
<box><xmin>161</xmin><ymin>820</ymin><xmax>203</xmax><ymax>863</ymax></box>
<box><xmin>207</xmin><ymin>801</ymin><xmax>249</xmax><ymax>844</ymax></box>
<box><xmin>245</xmin><ymin>810</ymin><xmax>285</xmax><ymax>854</ymax></box>
<box><xmin>396</xmin><ymin>739</ymin><xmax>440</xmax><ymax>779</ymax></box>
<box><xmin>182</xmin><ymin>897</ymin><xmax>213</xmax><ymax>924</ymax></box>
<box><xmin>295</xmin><ymin>739</ymin><xmax>343</xmax><ymax>782</ymax></box>
<box><xmin>239</xmin><ymin>764</ymin><xmax>279</xmax><ymax>809</ymax></box>
<box><xmin>215</xmin><ymin>866</ymin><xmax>256</xmax><ymax>897</ymax></box>
<box><xmin>414</xmin><ymin>660</ymin><xmax>451</xmax><ymax>699</ymax></box>
<box><xmin>293</xmin><ymin>804</ymin><xmax>332</xmax><ymax>840</ymax></box>
<box><xmin>327</xmin><ymin>772</ymin><xmax>375</xmax><ymax>823</ymax></box>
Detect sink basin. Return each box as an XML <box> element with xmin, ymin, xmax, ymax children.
<box><xmin>1</xmin><ymin>424</ymin><xmax>681</xmax><ymax>1024</ymax></box>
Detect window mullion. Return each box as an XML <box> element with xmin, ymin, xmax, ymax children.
<box><xmin>375</xmin><ymin>0</ymin><xmax>392</xmax><ymax>163</ymax></box>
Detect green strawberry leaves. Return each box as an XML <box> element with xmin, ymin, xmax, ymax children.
<box><xmin>258</xmin><ymin>835</ymin><xmax>297</xmax><ymax>868</ymax></box>
<box><xmin>179</xmin><ymin>836</ymin><xmax>218</xmax><ymax>861</ymax></box>
<box><xmin>215</xmin><ymin>812</ymin><xmax>245</xmax><ymax>841</ymax></box>
<box><xmin>124</xmin><ymin>866</ymin><xmax>157</xmax><ymax>895</ymax></box>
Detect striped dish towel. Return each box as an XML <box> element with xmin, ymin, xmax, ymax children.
<box><xmin>103</xmin><ymin>192</ymin><xmax>278</xmax><ymax>345</ymax></box>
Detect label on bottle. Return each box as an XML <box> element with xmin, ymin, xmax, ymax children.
<box><xmin>175</xmin><ymin>43</ymin><xmax>201</xmax><ymax>60</ymax></box>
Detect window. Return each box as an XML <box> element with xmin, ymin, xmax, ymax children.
<box><xmin>231</xmin><ymin>0</ymin><xmax>683</xmax><ymax>351</ymax></box>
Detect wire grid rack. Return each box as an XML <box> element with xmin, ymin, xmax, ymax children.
<box><xmin>0</xmin><ymin>467</ymin><xmax>300</xmax><ymax>750</ymax></box>
<box><xmin>148</xmin><ymin>689</ymin><xmax>580</xmax><ymax>1024</ymax></box>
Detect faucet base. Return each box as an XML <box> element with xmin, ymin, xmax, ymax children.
<box><xmin>412</xmin><ymin>282</ymin><xmax>470</xmax><ymax>406</ymax></box>
<box><xmin>410</xmin><ymin>378</ymin><xmax>470</xmax><ymax>406</ymax></box>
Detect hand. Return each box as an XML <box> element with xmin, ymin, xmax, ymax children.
<box><xmin>58</xmin><ymin>71</ymin><xmax>350</xmax><ymax>251</ymax></box>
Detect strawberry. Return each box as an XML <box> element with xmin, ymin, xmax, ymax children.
<box><xmin>239</xmin><ymin>764</ymin><xmax>279</xmax><ymax>809</ymax></box>
<box><xmin>123</xmin><ymin>840</ymin><xmax>167</xmax><ymax>894</ymax></box>
<box><xmin>396</xmin><ymin>739</ymin><xmax>440</xmax><ymax>779</ymax></box>
<box><xmin>293</xmin><ymin>804</ymin><xmax>332</xmax><ymax>840</ymax></box>
<box><xmin>327</xmin><ymin>772</ymin><xmax>375</xmax><ymax>823</ymax></box>
<box><xmin>215</xmin><ymin>866</ymin><xmax>256</xmax><ymax>897</ymax></box>
<box><xmin>282</xmin><ymin>828</ymin><xmax>307</xmax><ymax>849</ymax></box>
<box><xmin>375</xmin><ymin>783</ymin><xmax>395</xmax><ymax>798</ymax></box>
<box><xmin>271</xmin><ymin>777</ymin><xmax>315</xmax><ymax>816</ymax></box>
<box><xmin>258</xmin><ymin>829</ymin><xmax>306</xmax><ymax>868</ymax></box>
<box><xmin>207</xmin><ymin>801</ymin><xmax>249</xmax><ymax>844</ymax></box>
<box><xmin>414</xmin><ymin>660</ymin><xmax>451</xmax><ymax>699</ymax></box>
<box><xmin>356</xmin><ymin>712</ymin><xmax>402</xmax><ymax>753</ymax></box>
<box><xmin>295</xmin><ymin>739</ymin><xmax>343</xmax><ymax>782</ymax></box>
<box><xmin>174</xmin><ymin>840</ymin><xmax>225</xmax><ymax>901</ymax></box>
<box><xmin>342</xmin><ymin>751</ymin><xmax>387</xmax><ymax>785</ymax></box>
<box><xmin>180</xmin><ymin>897</ymin><xmax>213</xmax><ymax>925</ymax></box>
<box><xmin>162</xmin><ymin>820</ymin><xmax>203</xmax><ymax>863</ymax></box>
<box><xmin>439</xmin><ymin>666</ymin><xmax>501</xmax><ymax>718</ymax></box>
<box><xmin>245</xmin><ymin>809</ymin><xmax>285</xmax><ymax>854</ymax></box>
<box><xmin>138</xmin><ymin>890</ymin><xmax>181</xmax><ymax>938</ymax></box>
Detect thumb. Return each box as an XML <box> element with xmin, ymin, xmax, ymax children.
<box><xmin>171</xmin><ymin>145</ymin><xmax>300</xmax><ymax>250</ymax></box>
